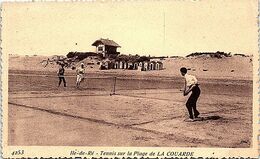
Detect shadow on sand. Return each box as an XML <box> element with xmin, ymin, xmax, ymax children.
<box><xmin>194</xmin><ymin>115</ymin><xmax>221</xmax><ymax>121</ymax></box>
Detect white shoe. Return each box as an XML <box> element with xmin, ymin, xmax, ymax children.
<box><xmin>184</xmin><ymin>118</ymin><xmax>194</xmax><ymax>122</ymax></box>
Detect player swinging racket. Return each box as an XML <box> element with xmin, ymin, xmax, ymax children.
<box><xmin>180</xmin><ymin>67</ymin><xmax>200</xmax><ymax>122</ymax></box>
<box><xmin>57</xmin><ymin>64</ymin><xmax>66</xmax><ymax>87</ymax></box>
<box><xmin>76</xmin><ymin>63</ymin><xmax>85</xmax><ymax>88</ymax></box>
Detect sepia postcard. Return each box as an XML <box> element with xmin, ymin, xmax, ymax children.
<box><xmin>1</xmin><ymin>0</ymin><xmax>259</xmax><ymax>158</ymax></box>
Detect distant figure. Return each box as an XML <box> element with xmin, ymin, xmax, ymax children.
<box><xmin>57</xmin><ymin>64</ymin><xmax>66</xmax><ymax>87</ymax></box>
<box><xmin>138</xmin><ymin>65</ymin><xmax>142</xmax><ymax>71</ymax></box>
<box><xmin>180</xmin><ymin>67</ymin><xmax>200</xmax><ymax>122</ymax></box>
<box><xmin>143</xmin><ymin>62</ymin><xmax>148</xmax><ymax>71</ymax></box>
<box><xmin>76</xmin><ymin>63</ymin><xmax>85</xmax><ymax>88</ymax></box>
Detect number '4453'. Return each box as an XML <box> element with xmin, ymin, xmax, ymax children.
<box><xmin>11</xmin><ymin>150</ymin><xmax>24</xmax><ymax>155</ymax></box>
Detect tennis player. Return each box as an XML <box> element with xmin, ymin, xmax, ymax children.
<box><xmin>57</xmin><ymin>64</ymin><xmax>66</xmax><ymax>87</ymax></box>
<box><xmin>180</xmin><ymin>67</ymin><xmax>200</xmax><ymax>121</ymax></box>
<box><xmin>76</xmin><ymin>63</ymin><xmax>85</xmax><ymax>88</ymax></box>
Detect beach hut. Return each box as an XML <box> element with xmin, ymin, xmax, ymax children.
<box><xmin>114</xmin><ymin>61</ymin><xmax>119</xmax><ymax>69</ymax></box>
<box><xmin>127</xmin><ymin>62</ymin><xmax>133</xmax><ymax>69</ymax></box>
<box><xmin>156</xmin><ymin>61</ymin><xmax>163</xmax><ymax>70</ymax></box>
<box><xmin>124</xmin><ymin>62</ymin><xmax>128</xmax><ymax>69</ymax></box>
<box><xmin>92</xmin><ymin>38</ymin><xmax>121</xmax><ymax>58</ymax></box>
<box><xmin>143</xmin><ymin>62</ymin><xmax>149</xmax><ymax>71</ymax></box>
<box><xmin>119</xmin><ymin>61</ymin><xmax>124</xmax><ymax>69</ymax></box>
<box><xmin>133</xmin><ymin>63</ymin><xmax>139</xmax><ymax>70</ymax></box>
<box><xmin>100</xmin><ymin>59</ymin><xmax>114</xmax><ymax>69</ymax></box>
<box><xmin>149</xmin><ymin>61</ymin><xmax>156</xmax><ymax>70</ymax></box>
<box><xmin>139</xmin><ymin>62</ymin><xmax>143</xmax><ymax>67</ymax></box>
<box><xmin>138</xmin><ymin>62</ymin><xmax>143</xmax><ymax>71</ymax></box>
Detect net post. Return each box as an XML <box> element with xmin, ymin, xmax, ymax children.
<box><xmin>113</xmin><ymin>76</ymin><xmax>116</xmax><ymax>95</ymax></box>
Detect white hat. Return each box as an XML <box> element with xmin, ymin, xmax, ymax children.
<box><xmin>81</xmin><ymin>63</ymin><xmax>84</xmax><ymax>66</ymax></box>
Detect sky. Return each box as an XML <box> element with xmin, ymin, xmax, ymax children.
<box><xmin>2</xmin><ymin>0</ymin><xmax>258</xmax><ymax>56</ymax></box>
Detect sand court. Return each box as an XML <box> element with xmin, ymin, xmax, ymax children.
<box><xmin>7</xmin><ymin>57</ymin><xmax>253</xmax><ymax>147</ymax></box>
<box><xmin>8</xmin><ymin>79</ymin><xmax>252</xmax><ymax>147</ymax></box>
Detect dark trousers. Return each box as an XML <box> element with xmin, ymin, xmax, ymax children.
<box><xmin>186</xmin><ymin>85</ymin><xmax>200</xmax><ymax>119</ymax></box>
<box><xmin>58</xmin><ymin>77</ymin><xmax>66</xmax><ymax>87</ymax></box>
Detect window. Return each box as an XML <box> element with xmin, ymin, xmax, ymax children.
<box><xmin>98</xmin><ymin>46</ymin><xmax>103</xmax><ymax>51</ymax></box>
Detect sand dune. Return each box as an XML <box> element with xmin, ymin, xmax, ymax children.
<box><xmin>161</xmin><ymin>56</ymin><xmax>252</xmax><ymax>80</ymax></box>
<box><xmin>9</xmin><ymin>54</ymin><xmax>253</xmax><ymax>80</ymax></box>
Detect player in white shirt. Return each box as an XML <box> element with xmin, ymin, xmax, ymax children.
<box><xmin>76</xmin><ymin>63</ymin><xmax>85</xmax><ymax>88</ymax></box>
<box><xmin>180</xmin><ymin>67</ymin><xmax>200</xmax><ymax>121</ymax></box>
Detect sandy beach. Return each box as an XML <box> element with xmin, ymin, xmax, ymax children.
<box><xmin>8</xmin><ymin>54</ymin><xmax>253</xmax><ymax>147</ymax></box>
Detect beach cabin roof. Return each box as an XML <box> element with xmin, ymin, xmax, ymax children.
<box><xmin>92</xmin><ymin>38</ymin><xmax>121</xmax><ymax>47</ymax></box>
<box><xmin>149</xmin><ymin>61</ymin><xmax>157</xmax><ymax>64</ymax></box>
